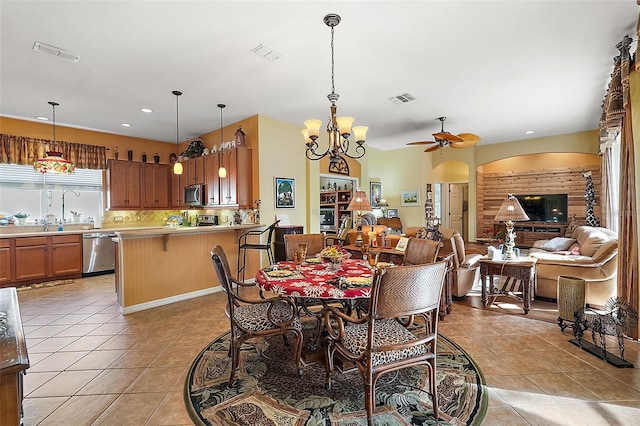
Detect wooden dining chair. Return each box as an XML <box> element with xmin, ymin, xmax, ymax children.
<box><xmin>323</xmin><ymin>261</ymin><xmax>449</xmax><ymax>425</ymax></box>
<box><xmin>284</xmin><ymin>233</ymin><xmax>326</xmax><ymax>261</ymax></box>
<box><xmin>211</xmin><ymin>245</ymin><xmax>303</xmax><ymax>386</ymax></box>
<box><xmin>403</xmin><ymin>237</ymin><xmax>443</xmax><ymax>265</ymax></box>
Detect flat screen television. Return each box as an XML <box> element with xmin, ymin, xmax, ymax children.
<box><xmin>515</xmin><ymin>194</ymin><xmax>568</xmax><ymax>223</ymax></box>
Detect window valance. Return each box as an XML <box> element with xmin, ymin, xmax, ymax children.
<box><xmin>0</xmin><ymin>134</ymin><xmax>107</xmax><ymax>170</ymax></box>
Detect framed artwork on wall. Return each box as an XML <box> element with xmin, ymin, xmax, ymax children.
<box><xmin>369</xmin><ymin>182</ymin><xmax>382</xmax><ymax>207</ymax></box>
<box><xmin>275</xmin><ymin>177</ymin><xmax>295</xmax><ymax>209</ymax></box>
<box><xmin>401</xmin><ymin>189</ymin><xmax>421</xmax><ymax>206</ymax></box>
<box><xmin>387</xmin><ymin>208</ymin><xmax>399</xmax><ymax>218</ymax></box>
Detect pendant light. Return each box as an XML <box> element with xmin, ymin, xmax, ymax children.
<box><xmin>217</xmin><ymin>103</ymin><xmax>227</xmax><ymax>178</ymax></box>
<box><xmin>172</xmin><ymin>90</ymin><xmax>183</xmax><ymax>175</ymax></box>
<box><xmin>34</xmin><ymin>101</ymin><xmax>76</xmax><ymax>174</ymax></box>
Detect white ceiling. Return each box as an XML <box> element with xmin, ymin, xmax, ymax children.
<box><xmin>0</xmin><ymin>1</ymin><xmax>637</xmax><ymax>151</ymax></box>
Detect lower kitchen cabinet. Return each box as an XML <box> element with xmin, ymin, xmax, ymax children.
<box><xmin>0</xmin><ymin>239</ymin><xmax>14</xmax><ymax>284</ymax></box>
<box><xmin>9</xmin><ymin>234</ymin><xmax>82</xmax><ymax>287</ymax></box>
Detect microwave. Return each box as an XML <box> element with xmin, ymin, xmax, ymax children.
<box><xmin>184</xmin><ymin>184</ymin><xmax>205</xmax><ymax>207</ymax></box>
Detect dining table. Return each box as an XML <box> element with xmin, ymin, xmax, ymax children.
<box><xmin>255</xmin><ymin>257</ymin><xmax>382</xmax><ymax>351</ymax></box>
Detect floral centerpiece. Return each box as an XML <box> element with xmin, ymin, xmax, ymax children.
<box><xmin>14</xmin><ymin>212</ymin><xmax>29</xmax><ymax>225</ymax></box>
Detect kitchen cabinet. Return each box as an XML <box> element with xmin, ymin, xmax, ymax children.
<box><xmin>0</xmin><ymin>239</ymin><xmax>14</xmax><ymax>284</ymax></box>
<box><xmin>142</xmin><ymin>163</ymin><xmax>170</xmax><ymax>208</ymax></box>
<box><xmin>219</xmin><ymin>147</ymin><xmax>252</xmax><ymax>208</ymax></box>
<box><xmin>204</xmin><ymin>153</ymin><xmax>221</xmax><ymax>206</ymax></box>
<box><xmin>11</xmin><ymin>235</ymin><xmax>82</xmax><ymax>286</ymax></box>
<box><xmin>185</xmin><ymin>156</ymin><xmax>205</xmax><ymax>186</ymax></box>
<box><xmin>107</xmin><ymin>160</ymin><xmax>142</xmax><ymax>209</ymax></box>
<box><xmin>170</xmin><ymin>171</ymin><xmax>185</xmax><ymax>208</ymax></box>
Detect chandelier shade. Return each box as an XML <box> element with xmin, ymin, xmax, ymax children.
<box><xmin>303</xmin><ymin>13</ymin><xmax>368</xmax><ymax>164</ymax></box>
<box><xmin>34</xmin><ymin>101</ymin><xmax>76</xmax><ymax>174</ymax></box>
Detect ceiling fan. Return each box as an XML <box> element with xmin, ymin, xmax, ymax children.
<box><xmin>407</xmin><ymin>116</ymin><xmax>480</xmax><ymax>152</ymax></box>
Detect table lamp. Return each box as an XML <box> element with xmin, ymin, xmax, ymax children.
<box><xmin>494</xmin><ymin>194</ymin><xmax>529</xmax><ymax>260</ymax></box>
<box><xmin>346</xmin><ymin>189</ymin><xmax>373</xmax><ymax>246</ymax></box>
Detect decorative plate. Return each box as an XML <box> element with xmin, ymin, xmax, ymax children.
<box><xmin>167</xmin><ymin>215</ymin><xmax>183</xmax><ymax>225</ymax></box>
<box><xmin>266</xmin><ymin>270</ymin><xmax>294</xmax><ymax>278</ymax></box>
<box><xmin>305</xmin><ymin>258</ymin><xmax>322</xmax><ymax>264</ymax></box>
<box><xmin>345</xmin><ymin>277</ymin><xmax>372</xmax><ymax>286</ymax></box>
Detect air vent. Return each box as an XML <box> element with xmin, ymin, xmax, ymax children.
<box><xmin>389</xmin><ymin>93</ymin><xmax>416</xmax><ymax>104</ymax></box>
<box><xmin>33</xmin><ymin>41</ymin><xmax>80</xmax><ymax>62</ymax></box>
<box><xmin>251</xmin><ymin>44</ymin><xmax>282</xmax><ymax>61</ymax></box>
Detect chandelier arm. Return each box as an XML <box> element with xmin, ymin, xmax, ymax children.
<box><xmin>305</xmin><ymin>146</ymin><xmax>331</xmax><ymax>161</ymax></box>
<box><xmin>340</xmin><ymin>144</ymin><xmax>367</xmax><ymax>160</ymax></box>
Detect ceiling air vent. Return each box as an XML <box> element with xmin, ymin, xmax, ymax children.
<box><xmin>33</xmin><ymin>41</ymin><xmax>80</xmax><ymax>62</ymax></box>
<box><xmin>389</xmin><ymin>93</ymin><xmax>416</xmax><ymax>104</ymax></box>
<box><xmin>250</xmin><ymin>44</ymin><xmax>282</xmax><ymax>61</ymax></box>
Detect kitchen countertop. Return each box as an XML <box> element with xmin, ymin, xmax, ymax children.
<box><xmin>0</xmin><ymin>224</ymin><xmax>263</xmax><ymax>239</ymax></box>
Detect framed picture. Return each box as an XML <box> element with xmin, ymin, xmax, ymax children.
<box><xmin>369</xmin><ymin>182</ymin><xmax>382</xmax><ymax>207</ymax></box>
<box><xmin>275</xmin><ymin>177</ymin><xmax>295</xmax><ymax>209</ymax></box>
<box><xmin>395</xmin><ymin>237</ymin><xmax>409</xmax><ymax>252</ymax></box>
<box><xmin>387</xmin><ymin>208</ymin><xmax>399</xmax><ymax>218</ymax></box>
<box><xmin>401</xmin><ymin>189</ymin><xmax>421</xmax><ymax>206</ymax></box>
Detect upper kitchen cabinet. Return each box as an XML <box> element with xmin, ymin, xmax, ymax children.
<box><xmin>185</xmin><ymin>156</ymin><xmax>205</xmax><ymax>186</ymax></box>
<box><xmin>107</xmin><ymin>160</ymin><xmax>141</xmax><ymax>209</ymax></box>
<box><xmin>170</xmin><ymin>171</ymin><xmax>185</xmax><ymax>208</ymax></box>
<box><xmin>219</xmin><ymin>147</ymin><xmax>252</xmax><ymax>208</ymax></box>
<box><xmin>141</xmin><ymin>163</ymin><xmax>170</xmax><ymax>208</ymax></box>
<box><xmin>204</xmin><ymin>153</ymin><xmax>220</xmax><ymax>206</ymax></box>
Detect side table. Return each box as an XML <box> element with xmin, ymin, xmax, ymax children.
<box><xmin>479</xmin><ymin>257</ymin><xmax>537</xmax><ymax>314</ymax></box>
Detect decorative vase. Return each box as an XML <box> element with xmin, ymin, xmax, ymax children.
<box><xmin>18</xmin><ymin>218</ymin><xmax>26</xmax><ymax>226</ymax></box>
<box><xmin>73</xmin><ymin>215</ymin><xmax>82</xmax><ymax>224</ymax></box>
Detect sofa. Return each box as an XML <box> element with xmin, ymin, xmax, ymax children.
<box><xmin>528</xmin><ymin>226</ymin><xmax>618</xmax><ymax>306</ymax></box>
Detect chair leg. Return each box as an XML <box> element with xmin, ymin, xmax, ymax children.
<box><xmin>364</xmin><ymin>373</ymin><xmax>375</xmax><ymax>425</ymax></box>
<box><xmin>428</xmin><ymin>358</ymin><xmax>439</xmax><ymax>420</ymax></box>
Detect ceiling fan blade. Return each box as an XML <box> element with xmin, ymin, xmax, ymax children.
<box><xmin>406</xmin><ymin>140</ymin><xmax>436</xmax><ymax>146</ymax></box>
<box><xmin>456</xmin><ymin>133</ymin><xmax>481</xmax><ymax>144</ymax></box>
<box><xmin>432</xmin><ymin>132</ymin><xmax>464</xmax><ymax>143</ymax></box>
<box><xmin>424</xmin><ymin>144</ymin><xmax>442</xmax><ymax>153</ymax></box>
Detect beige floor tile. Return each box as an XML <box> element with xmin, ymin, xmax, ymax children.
<box><xmin>59</xmin><ymin>334</ymin><xmax>114</xmax><ymax>351</ymax></box>
<box><xmin>52</xmin><ymin>323</ymin><xmax>102</xmax><ymax>337</ymax></box>
<box><xmin>26</xmin><ymin>324</ymin><xmax>73</xmax><ymax>338</ymax></box>
<box><xmin>147</xmin><ymin>391</ymin><xmax>194</xmax><ymax>425</ymax></box>
<box><xmin>27</xmin><ymin>351</ymin><xmax>89</xmax><ymax>373</ymax></box>
<box><xmin>38</xmin><ymin>394</ymin><xmax>118</xmax><ymax>425</ymax></box>
<box><xmin>23</xmin><ymin>371</ymin><xmax>59</xmax><ymax>396</ymax></box>
<box><xmin>482</xmin><ymin>406</ymin><xmax>530</xmax><ymax>425</ymax></box>
<box><xmin>124</xmin><ymin>366</ymin><xmax>185</xmax><ymax>393</ymax></box>
<box><xmin>28</xmin><ymin>370</ymin><xmax>102</xmax><ymax>397</ymax></box>
<box><xmin>77</xmin><ymin>368</ymin><xmax>144</xmax><ymax>395</ymax></box>
<box><xmin>21</xmin><ymin>396</ymin><xmax>69</xmax><ymax>425</ymax></box>
<box><xmin>67</xmin><ymin>349</ymin><xmax>127</xmax><ymax>370</ymax></box>
<box><xmin>92</xmin><ymin>392</ymin><xmax>167</xmax><ymax>425</ymax></box>
<box><xmin>28</xmin><ymin>336</ymin><xmax>79</xmax><ymax>353</ymax></box>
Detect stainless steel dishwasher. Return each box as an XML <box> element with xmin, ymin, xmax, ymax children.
<box><xmin>83</xmin><ymin>232</ymin><xmax>117</xmax><ymax>275</ymax></box>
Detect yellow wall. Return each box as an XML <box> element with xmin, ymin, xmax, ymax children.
<box><xmin>480</xmin><ymin>152</ymin><xmax>600</xmax><ymax>173</ymax></box>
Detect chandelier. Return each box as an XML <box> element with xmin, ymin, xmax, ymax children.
<box><xmin>34</xmin><ymin>101</ymin><xmax>76</xmax><ymax>174</ymax></box>
<box><xmin>302</xmin><ymin>13</ymin><xmax>368</xmax><ymax>165</ymax></box>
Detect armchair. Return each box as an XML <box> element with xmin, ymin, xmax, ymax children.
<box><xmin>324</xmin><ymin>216</ymin><xmax>352</xmax><ymax>247</ymax></box>
<box><xmin>438</xmin><ymin>228</ymin><xmax>482</xmax><ymax>298</ymax></box>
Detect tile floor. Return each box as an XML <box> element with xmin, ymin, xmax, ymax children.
<box><xmin>15</xmin><ymin>274</ymin><xmax>640</xmax><ymax>425</ymax></box>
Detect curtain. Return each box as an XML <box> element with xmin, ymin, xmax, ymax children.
<box><xmin>601</xmin><ymin>33</ymin><xmax>637</xmax><ymax>339</ymax></box>
<box><xmin>0</xmin><ymin>134</ymin><xmax>107</xmax><ymax>169</ymax></box>
<box><xmin>600</xmin><ymin>146</ymin><xmax>618</xmax><ymax>231</ymax></box>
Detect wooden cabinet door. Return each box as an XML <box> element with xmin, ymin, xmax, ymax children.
<box><xmin>0</xmin><ymin>240</ymin><xmax>13</xmax><ymax>284</ymax></box>
<box><xmin>14</xmin><ymin>237</ymin><xmax>48</xmax><ymax>281</ymax></box>
<box><xmin>219</xmin><ymin>149</ymin><xmax>236</xmax><ymax>205</ymax></box>
<box><xmin>171</xmin><ymin>171</ymin><xmax>185</xmax><ymax>208</ymax></box>
<box><xmin>235</xmin><ymin>146</ymin><xmax>253</xmax><ymax>208</ymax></box>
<box><xmin>186</xmin><ymin>156</ymin><xmax>205</xmax><ymax>186</ymax></box>
<box><xmin>204</xmin><ymin>153</ymin><xmax>220</xmax><ymax>206</ymax></box>
<box><xmin>142</xmin><ymin>163</ymin><xmax>170</xmax><ymax>208</ymax></box>
<box><xmin>108</xmin><ymin>160</ymin><xmax>141</xmax><ymax>208</ymax></box>
<box><xmin>51</xmin><ymin>235</ymin><xmax>82</xmax><ymax>276</ymax></box>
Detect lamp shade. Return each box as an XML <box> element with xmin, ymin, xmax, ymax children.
<box><xmin>34</xmin><ymin>151</ymin><xmax>76</xmax><ymax>174</ymax></box>
<box><xmin>346</xmin><ymin>190</ymin><xmax>372</xmax><ymax>212</ymax></box>
<box><xmin>494</xmin><ymin>194</ymin><xmax>529</xmax><ymax>222</ymax></box>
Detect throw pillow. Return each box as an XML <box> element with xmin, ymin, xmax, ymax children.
<box><xmin>539</xmin><ymin>237</ymin><xmax>577</xmax><ymax>252</ymax></box>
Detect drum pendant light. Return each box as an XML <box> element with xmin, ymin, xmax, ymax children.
<box><xmin>218</xmin><ymin>103</ymin><xmax>227</xmax><ymax>178</ymax></box>
<box><xmin>172</xmin><ymin>90</ymin><xmax>183</xmax><ymax>175</ymax></box>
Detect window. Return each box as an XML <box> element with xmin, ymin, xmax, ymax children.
<box><xmin>0</xmin><ymin>164</ymin><xmax>103</xmax><ymax>224</ymax></box>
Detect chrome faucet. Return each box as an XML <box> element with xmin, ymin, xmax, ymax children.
<box><xmin>41</xmin><ymin>220</ymin><xmax>49</xmax><ymax>232</ymax></box>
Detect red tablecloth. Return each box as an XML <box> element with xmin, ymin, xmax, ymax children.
<box><xmin>256</xmin><ymin>259</ymin><xmax>374</xmax><ymax>299</ymax></box>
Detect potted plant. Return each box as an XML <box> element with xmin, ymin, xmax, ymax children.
<box><xmin>14</xmin><ymin>212</ymin><xmax>29</xmax><ymax>225</ymax></box>
<box><xmin>71</xmin><ymin>210</ymin><xmax>82</xmax><ymax>224</ymax></box>
<box><xmin>181</xmin><ymin>138</ymin><xmax>205</xmax><ymax>158</ymax></box>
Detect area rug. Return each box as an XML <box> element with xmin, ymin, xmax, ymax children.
<box><xmin>185</xmin><ymin>328</ymin><xmax>487</xmax><ymax>425</ymax></box>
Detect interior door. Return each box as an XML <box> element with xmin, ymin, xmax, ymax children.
<box><xmin>449</xmin><ymin>184</ymin><xmax>465</xmax><ymax>236</ymax></box>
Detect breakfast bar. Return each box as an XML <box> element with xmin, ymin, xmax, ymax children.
<box><xmin>114</xmin><ymin>224</ymin><xmax>262</xmax><ymax>314</ymax></box>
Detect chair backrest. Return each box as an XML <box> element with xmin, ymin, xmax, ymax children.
<box><xmin>337</xmin><ymin>216</ymin><xmax>352</xmax><ymax>237</ymax></box>
<box><xmin>284</xmin><ymin>233</ymin><xmax>325</xmax><ymax>261</ymax></box>
<box><xmin>211</xmin><ymin>245</ymin><xmax>235</xmax><ymax>314</ymax></box>
<box><xmin>266</xmin><ymin>220</ymin><xmax>281</xmax><ymax>244</ymax></box>
<box><xmin>371</xmin><ymin>261</ymin><xmax>448</xmax><ymax>319</ymax></box>
<box><xmin>403</xmin><ymin>237</ymin><xmax>442</xmax><ymax>265</ymax></box>
<box><xmin>438</xmin><ymin>227</ymin><xmax>466</xmax><ymax>268</ymax></box>
<box><xmin>361</xmin><ymin>212</ymin><xmax>377</xmax><ymax>226</ymax></box>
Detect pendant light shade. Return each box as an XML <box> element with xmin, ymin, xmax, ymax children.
<box><xmin>172</xmin><ymin>90</ymin><xmax>183</xmax><ymax>175</ymax></box>
<box><xmin>217</xmin><ymin>103</ymin><xmax>227</xmax><ymax>178</ymax></box>
<box><xmin>34</xmin><ymin>101</ymin><xmax>76</xmax><ymax>174</ymax></box>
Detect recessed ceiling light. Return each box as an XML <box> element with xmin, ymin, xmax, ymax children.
<box><xmin>141</xmin><ymin>108</ymin><xmax>152</xmax><ymax>113</ymax></box>
<box><xmin>35</xmin><ymin>116</ymin><xmax>49</xmax><ymax>121</ymax></box>
<box><xmin>121</xmin><ymin>123</ymin><xmax>132</xmax><ymax>127</ymax></box>
<box><xmin>525</xmin><ymin>130</ymin><xmax>535</xmax><ymax>134</ymax></box>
